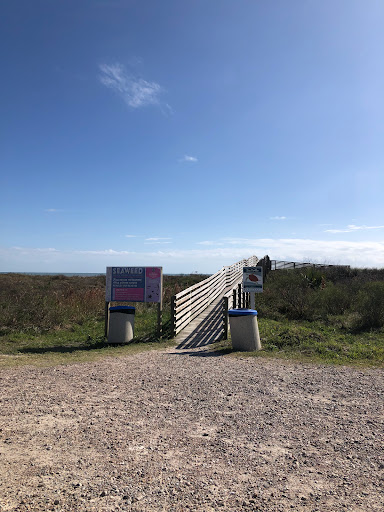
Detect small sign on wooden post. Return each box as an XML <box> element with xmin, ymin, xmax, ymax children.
<box><xmin>243</xmin><ymin>266</ymin><xmax>263</xmax><ymax>309</ymax></box>
<box><xmin>105</xmin><ymin>266</ymin><xmax>163</xmax><ymax>339</ymax></box>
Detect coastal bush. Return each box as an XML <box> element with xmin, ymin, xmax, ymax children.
<box><xmin>315</xmin><ymin>282</ymin><xmax>353</xmax><ymax>317</ymax></box>
<box><xmin>0</xmin><ymin>273</ymin><xmax>207</xmax><ymax>336</ymax></box>
<box><xmin>259</xmin><ymin>267</ymin><xmax>384</xmax><ymax>332</ymax></box>
<box><xmin>353</xmin><ymin>282</ymin><xmax>384</xmax><ymax>330</ymax></box>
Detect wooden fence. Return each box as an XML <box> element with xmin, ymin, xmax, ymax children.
<box><xmin>270</xmin><ymin>260</ymin><xmax>336</xmax><ymax>270</ymax></box>
<box><xmin>171</xmin><ymin>256</ymin><xmax>258</xmax><ymax>337</ymax></box>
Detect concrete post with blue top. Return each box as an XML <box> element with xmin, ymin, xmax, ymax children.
<box><xmin>228</xmin><ymin>309</ymin><xmax>261</xmax><ymax>351</ymax></box>
<box><xmin>108</xmin><ymin>306</ymin><xmax>136</xmax><ymax>343</ymax></box>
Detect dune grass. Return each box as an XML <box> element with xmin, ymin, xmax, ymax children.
<box><xmin>212</xmin><ymin>265</ymin><xmax>384</xmax><ymax>367</ymax></box>
<box><xmin>0</xmin><ymin>273</ymin><xmax>206</xmax><ymax>367</ymax></box>
<box><xmin>212</xmin><ymin>318</ymin><xmax>384</xmax><ymax>367</ymax></box>
<box><xmin>1</xmin><ymin>268</ymin><xmax>384</xmax><ymax>367</ymax></box>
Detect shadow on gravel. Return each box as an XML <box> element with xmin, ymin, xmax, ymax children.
<box><xmin>17</xmin><ymin>335</ymin><xmax>161</xmax><ymax>355</ymax></box>
<box><xmin>170</xmin><ymin>348</ymin><xmax>234</xmax><ymax>357</ymax></box>
<box><xmin>18</xmin><ymin>340</ymin><xmax>108</xmax><ymax>354</ymax></box>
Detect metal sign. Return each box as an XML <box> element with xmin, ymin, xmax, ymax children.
<box><xmin>243</xmin><ymin>266</ymin><xmax>263</xmax><ymax>293</ymax></box>
<box><xmin>106</xmin><ymin>267</ymin><xmax>162</xmax><ymax>303</ymax></box>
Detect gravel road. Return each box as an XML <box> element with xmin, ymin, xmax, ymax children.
<box><xmin>0</xmin><ymin>346</ymin><xmax>383</xmax><ymax>512</ymax></box>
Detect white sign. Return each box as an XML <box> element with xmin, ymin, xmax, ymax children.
<box><xmin>243</xmin><ymin>266</ymin><xmax>263</xmax><ymax>293</ymax></box>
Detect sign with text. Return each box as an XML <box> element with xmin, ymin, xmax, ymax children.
<box><xmin>106</xmin><ymin>267</ymin><xmax>162</xmax><ymax>303</ymax></box>
<box><xmin>243</xmin><ymin>266</ymin><xmax>263</xmax><ymax>293</ymax></box>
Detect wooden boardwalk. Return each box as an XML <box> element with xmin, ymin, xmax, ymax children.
<box><xmin>171</xmin><ymin>256</ymin><xmax>259</xmax><ymax>348</ymax></box>
<box><xmin>174</xmin><ymin>279</ymin><xmax>240</xmax><ymax>349</ymax></box>
<box><xmin>174</xmin><ymin>298</ymin><xmax>224</xmax><ymax>349</ymax></box>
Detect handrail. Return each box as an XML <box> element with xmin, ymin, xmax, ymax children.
<box><xmin>270</xmin><ymin>260</ymin><xmax>337</xmax><ymax>270</ymax></box>
<box><xmin>171</xmin><ymin>255</ymin><xmax>258</xmax><ymax>336</ymax></box>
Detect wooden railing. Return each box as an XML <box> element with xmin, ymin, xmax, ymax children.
<box><xmin>270</xmin><ymin>260</ymin><xmax>336</xmax><ymax>270</ymax></box>
<box><xmin>171</xmin><ymin>256</ymin><xmax>258</xmax><ymax>337</ymax></box>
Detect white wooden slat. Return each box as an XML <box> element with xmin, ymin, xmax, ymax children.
<box><xmin>173</xmin><ymin>255</ymin><xmax>259</xmax><ymax>335</ymax></box>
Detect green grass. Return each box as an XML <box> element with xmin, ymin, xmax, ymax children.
<box><xmin>1</xmin><ymin>270</ymin><xmax>384</xmax><ymax>368</ymax></box>
<box><xmin>0</xmin><ymin>317</ymin><xmax>176</xmax><ymax>367</ymax></box>
<box><xmin>212</xmin><ymin>318</ymin><xmax>384</xmax><ymax>367</ymax></box>
<box><xmin>0</xmin><ymin>273</ymin><xmax>206</xmax><ymax>367</ymax></box>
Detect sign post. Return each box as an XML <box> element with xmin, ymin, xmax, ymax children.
<box><xmin>243</xmin><ymin>266</ymin><xmax>263</xmax><ymax>309</ymax></box>
<box><xmin>105</xmin><ymin>266</ymin><xmax>163</xmax><ymax>339</ymax></box>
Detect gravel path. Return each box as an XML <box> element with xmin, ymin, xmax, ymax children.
<box><xmin>0</xmin><ymin>346</ymin><xmax>383</xmax><ymax>512</ymax></box>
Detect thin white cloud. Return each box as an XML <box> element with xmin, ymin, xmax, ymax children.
<box><xmin>145</xmin><ymin>237</ymin><xmax>172</xmax><ymax>241</ymax></box>
<box><xmin>221</xmin><ymin>237</ymin><xmax>252</xmax><ymax>245</ymax></box>
<box><xmin>180</xmin><ymin>155</ymin><xmax>198</xmax><ymax>163</ymax></box>
<box><xmin>197</xmin><ymin>241</ymin><xmax>224</xmax><ymax>246</ymax></box>
<box><xmin>125</xmin><ymin>235</ymin><xmax>137</xmax><ymax>238</ymax></box>
<box><xmin>144</xmin><ymin>241</ymin><xmax>172</xmax><ymax>245</ymax></box>
<box><xmin>270</xmin><ymin>216</ymin><xmax>286</xmax><ymax>220</ymax></box>
<box><xmin>325</xmin><ymin>229</ymin><xmax>353</xmax><ymax>234</ymax></box>
<box><xmin>325</xmin><ymin>224</ymin><xmax>384</xmax><ymax>234</ymax></box>
<box><xmin>99</xmin><ymin>63</ymin><xmax>164</xmax><ymax>109</ymax></box>
<box><xmin>44</xmin><ymin>209</ymin><xmax>63</xmax><ymax>213</ymax></box>
<box><xmin>10</xmin><ymin>246</ymin><xmax>59</xmax><ymax>253</ymax></box>
<box><xmin>350</xmin><ymin>224</ymin><xmax>384</xmax><ymax>230</ymax></box>
<box><xmin>3</xmin><ymin>238</ymin><xmax>384</xmax><ymax>273</ymax></box>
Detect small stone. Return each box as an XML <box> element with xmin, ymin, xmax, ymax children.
<box><xmin>100</xmin><ymin>490</ymin><xmax>106</xmax><ymax>497</ymax></box>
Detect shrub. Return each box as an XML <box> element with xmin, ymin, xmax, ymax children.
<box><xmin>353</xmin><ymin>282</ymin><xmax>384</xmax><ymax>330</ymax></box>
<box><xmin>262</xmin><ymin>270</ymin><xmax>313</xmax><ymax>320</ymax></box>
<box><xmin>0</xmin><ymin>273</ymin><xmax>208</xmax><ymax>336</ymax></box>
<box><xmin>316</xmin><ymin>283</ymin><xmax>353</xmax><ymax>317</ymax></box>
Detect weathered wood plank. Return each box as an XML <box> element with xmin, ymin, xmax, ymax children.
<box><xmin>172</xmin><ymin>256</ymin><xmax>258</xmax><ymax>338</ymax></box>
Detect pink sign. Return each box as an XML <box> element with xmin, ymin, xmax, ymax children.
<box><xmin>106</xmin><ymin>266</ymin><xmax>162</xmax><ymax>303</ymax></box>
<box><xmin>114</xmin><ymin>288</ymin><xmax>144</xmax><ymax>301</ymax></box>
<box><xmin>145</xmin><ymin>267</ymin><xmax>161</xmax><ymax>303</ymax></box>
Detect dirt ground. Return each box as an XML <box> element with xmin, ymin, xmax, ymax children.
<box><xmin>0</xmin><ymin>346</ymin><xmax>383</xmax><ymax>512</ymax></box>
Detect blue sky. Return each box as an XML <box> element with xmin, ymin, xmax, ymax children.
<box><xmin>1</xmin><ymin>0</ymin><xmax>383</xmax><ymax>273</ymax></box>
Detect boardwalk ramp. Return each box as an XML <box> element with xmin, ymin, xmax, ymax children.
<box><xmin>171</xmin><ymin>256</ymin><xmax>258</xmax><ymax>349</ymax></box>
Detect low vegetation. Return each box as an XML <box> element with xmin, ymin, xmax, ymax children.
<box><xmin>242</xmin><ymin>265</ymin><xmax>384</xmax><ymax>365</ymax></box>
<box><xmin>0</xmin><ymin>266</ymin><xmax>383</xmax><ymax>366</ymax></box>
<box><xmin>256</xmin><ymin>265</ymin><xmax>384</xmax><ymax>331</ymax></box>
<box><xmin>0</xmin><ymin>273</ymin><xmax>207</xmax><ymax>365</ymax></box>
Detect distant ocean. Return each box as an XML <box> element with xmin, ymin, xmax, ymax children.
<box><xmin>0</xmin><ymin>272</ymin><xmax>104</xmax><ymax>277</ymax></box>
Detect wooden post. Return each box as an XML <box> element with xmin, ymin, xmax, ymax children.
<box><xmin>255</xmin><ymin>316</ymin><xmax>262</xmax><ymax>351</ymax></box>
<box><xmin>171</xmin><ymin>295</ymin><xmax>176</xmax><ymax>339</ymax></box>
<box><xmin>223</xmin><ymin>296</ymin><xmax>229</xmax><ymax>340</ymax></box>
<box><xmin>233</xmin><ymin>289</ymin><xmax>237</xmax><ymax>310</ymax></box>
<box><xmin>157</xmin><ymin>271</ymin><xmax>163</xmax><ymax>340</ymax></box>
<box><xmin>157</xmin><ymin>302</ymin><xmax>162</xmax><ymax>340</ymax></box>
<box><xmin>250</xmin><ymin>292</ymin><xmax>255</xmax><ymax>310</ymax></box>
<box><xmin>104</xmin><ymin>301</ymin><xmax>109</xmax><ymax>339</ymax></box>
<box><xmin>238</xmin><ymin>283</ymin><xmax>242</xmax><ymax>308</ymax></box>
